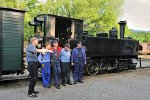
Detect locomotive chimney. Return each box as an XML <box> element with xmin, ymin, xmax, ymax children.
<box><xmin>118</xmin><ymin>21</ymin><xmax>127</xmax><ymax>39</ymax></box>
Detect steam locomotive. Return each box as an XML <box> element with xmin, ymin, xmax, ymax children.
<box><xmin>0</xmin><ymin>7</ymin><xmax>139</xmax><ymax>78</ymax></box>
<box><xmin>29</xmin><ymin>14</ymin><xmax>139</xmax><ymax>76</ymax></box>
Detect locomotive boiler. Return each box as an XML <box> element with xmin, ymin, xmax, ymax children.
<box><xmin>82</xmin><ymin>21</ymin><xmax>138</xmax><ymax>75</ymax></box>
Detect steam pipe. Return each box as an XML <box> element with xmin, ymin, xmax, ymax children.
<box><xmin>118</xmin><ymin>21</ymin><xmax>127</xmax><ymax>39</ymax></box>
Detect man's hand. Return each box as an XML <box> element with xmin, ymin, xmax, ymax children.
<box><xmin>46</xmin><ymin>50</ymin><xmax>53</xmax><ymax>53</ymax></box>
<box><xmin>71</xmin><ymin>63</ymin><xmax>74</xmax><ymax>66</ymax></box>
<box><xmin>41</xmin><ymin>64</ymin><xmax>45</xmax><ymax>68</ymax></box>
<box><xmin>84</xmin><ymin>62</ymin><xmax>87</xmax><ymax>65</ymax></box>
<box><xmin>37</xmin><ymin>49</ymin><xmax>53</xmax><ymax>53</ymax></box>
<box><xmin>42</xmin><ymin>52</ymin><xmax>45</xmax><ymax>55</ymax></box>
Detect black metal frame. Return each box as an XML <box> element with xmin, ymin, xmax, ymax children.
<box><xmin>0</xmin><ymin>10</ymin><xmax>2</xmax><ymax>77</ymax></box>
<box><xmin>43</xmin><ymin>15</ymin><xmax>47</xmax><ymax>46</ymax></box>
<box><xmin>20</xmin><ymin>12</ymin><xmax>25</xmax><ymax>74</ymax></box>
<box><xmin>36</xmin><ymin>14</ymin><xmax>83</xmax><ymax>22</ymax></box>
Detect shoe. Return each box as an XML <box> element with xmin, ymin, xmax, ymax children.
<box><xmin>47</xmin><ymin>85</ymin><xmax>51</xmax><ymax>88</ymax></box>
<box><xmin>58</xmin><ymin>84</ymin><xmax>61</xmax><ymax>88</ymax></box>
<box><xmin>78</xmin><ymin>80</ymin><xmax>83</xmax><ymax>83</ymax></box>
<box><xmin>28</xmin><ymin>93</ymin><xmax>38</xmax><ymax>98</ymax></box>
<box><xmin>55</xmin><ymin>85</ymin><xmax>61</xmax><ymax>89</ymax></box>
<box><xmin>46</xmin><ymin>85</ymin><xmax>51</xmax><ymax>88</ymax></box>
<box><xmin>33</xmin><ymin>91</ymin><xmax>39</xmax><ymax>94</ymax></box>
<box><xmin>74</xmin><ymin>81</ymin><xmax>77</xmax><ymax>84</ymax></box>
<box><xmin>67</xmin><ymin>82</ymin><xmax>73</xmax><ymax>85</ymax></box>
<box><xmin>62</xmin><ymin>83</ymin><xmax>66</xmax><ymax>86</ymax></box>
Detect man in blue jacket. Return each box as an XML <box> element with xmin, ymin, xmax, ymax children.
<box><xmin>71</xmin><ymin>41</ymin><xmax>87</xmax><ymax>84</ymax></box>
<box><xmin>38</xmin><ymin>42</ymin><xmax>53</xmax><ymax>88</ymax></box>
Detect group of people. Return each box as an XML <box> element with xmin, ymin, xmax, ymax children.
<box><xmin>26</xmin><ymin>37</ymin><xmax>87</xmax><ymax>98</ymax></box>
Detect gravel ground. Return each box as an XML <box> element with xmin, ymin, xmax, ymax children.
<box><xmin>0</xmin><ymin>68</ymin><xmax>150</xmax><ymax>100</ymax></box>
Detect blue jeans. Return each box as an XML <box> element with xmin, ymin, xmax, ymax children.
<box><xmin>52</xmin><ymin>62</ymin><xmax>61</xmax><ymax>85</ymax></box>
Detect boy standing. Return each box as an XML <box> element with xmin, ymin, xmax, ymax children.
<box><xmin>38</xmin><ymin>42</ymin><xmax>53</xmax><ymax>88</ymax></box>
<box><xmin>60</xmin><ymin>44</ymin><xmax>72</xmax><ymax>86</ymax></box>
<box><xmin>51</xmin><ymin>40</ymin><xmax>62</xmax><ymax>89</ymax></box>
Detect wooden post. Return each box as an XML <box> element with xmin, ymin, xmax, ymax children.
<box><xmin>139</xmin><ymin>57</ymin><xmax>142</xmax><ymax>68</ymax></box>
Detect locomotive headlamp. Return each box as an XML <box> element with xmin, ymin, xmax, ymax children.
<box><xmin>131</xmin><ymin>58</ymin><xmax>138</xmax><ymax>64</ymax></box>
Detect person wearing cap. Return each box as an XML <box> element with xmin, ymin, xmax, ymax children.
<box><xmin>60</xmin><ymin>44</ymin><xmax>73</xmax><ymax>86</ymax></box>
<box><xmin>51</xmin><ymin>40</ymin><xmax>62</xmax><ymax>89</ymax></box>
<box><xmin>38</xmin><ymin>42</ymin><xmax>53</xmax><ymax>88</ymax></box>
<box><xmin>71</xmin><ymin>41</ymin><xmax>87</xmax><ymax>84</ymax></box>
<box><xmin>26</xmin><ymin>37</ymin><xmax>53</xmax><ymax>97</ymax></box>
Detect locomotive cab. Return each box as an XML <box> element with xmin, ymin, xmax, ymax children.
<box><xmin>29</xmin><ymin>14</ymin><xmax>83</xmax><ymax>47</ymax></box>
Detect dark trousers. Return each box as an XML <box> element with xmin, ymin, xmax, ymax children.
<box><xmin>52</xmin><ymin>62</ymin><xmax>61</xmax><ymax>85</ymax></box>
<box><xmin>61</xmin><ymin>62</ymin><xmax>71</xmax><ymax>84</ymax></box>
<box><xmin>28</xmin><ymin>62</ymin><xmax>39</xmax><ymax>94</ymax></box>
<box><xmin>74</xmin><ymin>60</ymin><xmax>84</xmax><ymax>81</ymax></box>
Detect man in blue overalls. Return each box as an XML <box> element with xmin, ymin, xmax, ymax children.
<box><xmin>71</xmin><ymin>41</ymin><xmax>87</xmax><ymax>84</ymax></box>
<box><xmin>38</xmin><ymin>42</ymin><xmax>53</xmax><ymax>88</ymax></box>
<box><xmin>51</xmin><ymin>40</ymin><xmax>62</xmax><ymax>89</ymax></box>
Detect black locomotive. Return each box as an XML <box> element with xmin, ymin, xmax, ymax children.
<box><xmin>70</xmin><ymin>21</ymin><xmax>139</xmax><ymax>75</ymax></box>
<box><xmin>30</xmin><ymin>14</ymin><xmax>139</xmax><ymax>76</ymax></box>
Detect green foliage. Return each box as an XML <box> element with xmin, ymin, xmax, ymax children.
<box><xmin>0</xmin><ymin>0</ymin><xmax>124</xmax><ymax>40</ymax></box>
<box><xmin>129</xmin><ymin>31</ymin><xmax>150</xmax><ymax>43</ymax></box>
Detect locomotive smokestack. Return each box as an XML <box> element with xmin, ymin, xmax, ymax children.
<box><xmin>118</xmin><ymin>21</ymin><xmax>127</xmax><ymax>39</ymax></box>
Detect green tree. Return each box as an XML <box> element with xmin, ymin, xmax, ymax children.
<box><xmin>129</xmin><ymin>31</ymin><xmax>150</xmax><ymax>43</ymax></box>
<box><xmin>0</xmin><ymin>0</ymin><xmax>124</xmax><ymax>40</ymax></box>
